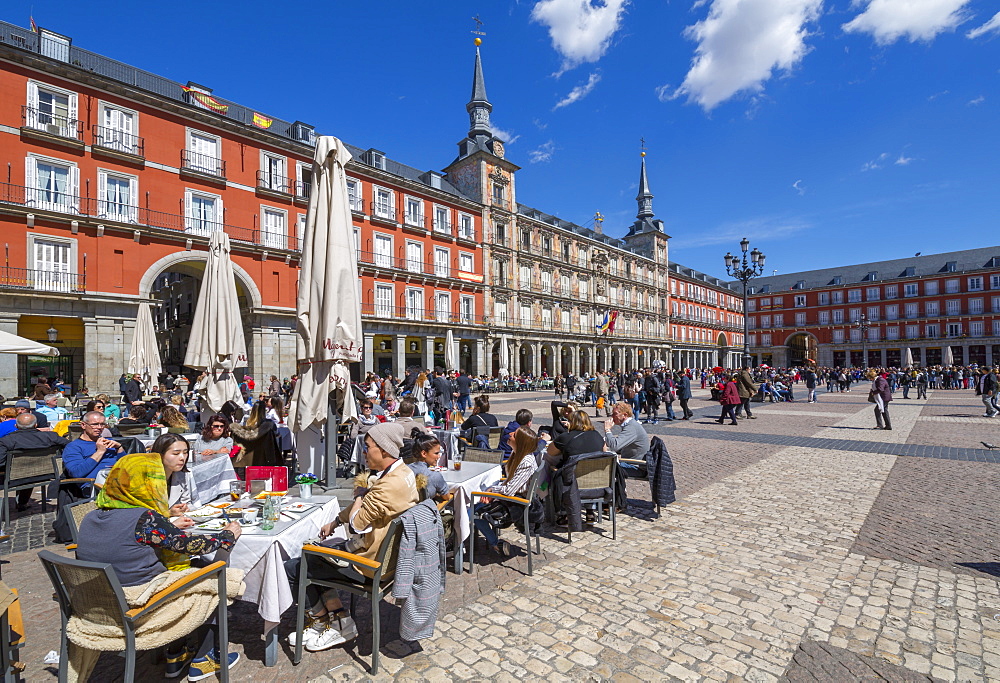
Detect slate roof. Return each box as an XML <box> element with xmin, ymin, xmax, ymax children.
<box><xmin>731</xmin><ymin>246</ymin><xmax>1000</xmax><ymax>294</ymax></box>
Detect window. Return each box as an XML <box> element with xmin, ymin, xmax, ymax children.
<box><xmin>849</xmin><ymin>308</ymin><xmax>861</xmax><ymax>322</ymax></box>
<box><xmin>993</xmin><ymin>296</ymin><xmax>1000</xmax><ymax>313</ymax></box>
<box><xmin>868</xmin><ymin>327</ymin><xmax>880</xmax><ymax>342</ymax></box>
<box><xmin>795</xmin><ymin>312</ymin><xmax>806</xmax><ymax>326</ymax></box>
<box><xmin>946</xmin><ymin>323</ymin><xmax>961</xmax><ymax>338</ymax></box>
<box><xmin>345</xmin><ymin>178</ymin><xmax>363</xmax><ymax>212</ymax></box>
<box><xmin>832</xmin><ymin>291</ymin><xmax>844</xmax><ymax>304</ymax></box>
<box><xmin>460</xmin><ymin>296</ymin><xmax>475</xmax><ymax>323</ymax></box>
<box><xmin>850</xmin><ymin>328</ymin><xmax>862</xmax><ymax>342</ymax></box>
<box><xmin>885</xmin><ymin>304</ymin><xmax>898</xmax><ymax>320</ymax></box>
<box><xmin>520</xmin><ymin>304</ymin><xmax>532</xmax><ymax>326</ymax></box>
<box><xmin>833</xmin><ymin>310</ymin><xmax>844</xmax><ymax>324</ymax></box>
<box><xmin>405</xmin><ymin>241</ymin><xmax>422</xmax><ymax>274</ymax></box>
<box><xmin>866</xmin><ymin>287</ymin><xmax>880</xmax><ymax>301</ymax></box>
<box><xmin>436</xmin><ymin>292</ymin><xmax>450</xmax><ymax>323</ymax></box>
<box><xmin>373</xmin><ymin>186</ymin><xmax>394</xmax><ymax>220</ymax></box>
<box><xmin>561</xmin><ymin>310</ymin><xmax>571</xmax><ymax>329</ymax></box>
<box><xmin>404</xmin><ymin>197</ymin><xmax>423</xmax><ymax>227</ymax></box>
<box><xmin>260</xmin><ymin>152</ymin><xmax>286</xmax><ymax>192</ymax></box>
<box><xmin>945</xmin><ymin>300</ymin><xmax>960</xmax><ymax>315</ymax></box>
<box><xmin>26</xmin><ymin>81</ymin><xmax>78</xmax><ymax>137</ymax></box>
<box><xmin>541</xmin><ymin>307</ymin><xmax>552</xmax><ymax>328</ymax></box>
<box><xmin>296</xmin><ymin>162</ymin><xmax>313</xmax><ymax>200</ymax></box>
<box><xmin>374</xmin><ymin>284</ymin><xmax>393</xmax><ymax>317</ymax></box>
<box><xmin>459</xmin><ymin>252</ymin><xmax>473</xmax><ymax>274</ymax></box>
<box><xmin>26</xmin><ymin>156</ymin><xmax>78</xmax><ymax>213</ymax></box>
<box><xmin>794</xmin><ymin>295</ymin><xmax>806</xmax><ymax>307</ymax></box>
<box><xmin>458</xmin><ymin>213</ymin><xmax>474</xmax><ymax>240</ymax></box>
<box><xmin>541</xmin><ymin>271</ymin><xmax>552</xmax><ymax>294</ymax></box>
<box><xmin>818</xmin><ymin>292</ymin><xmax>829</xmax><ymax>305</ymax></box>
<box><xmin>260</xmin><ymin>207</ymin><xmax>287</xmax><ymax>249</ymax></box>
<box><xmin>886</xmin><ymin>327</ymin><xmax>899</xmax><ymax>340</ymax></box>
<box><xmin>184</xmin><ymin>189</ymin><xmax>222</xmax><ymax>236</ymax></box>
<box><xmin>493</xmin><ymin>222</ymin><xmax>506</xmax><ymax>243</ymax></box>
<box><xmin>924</xmin><ymin>280</ymin><xmax>939</xmax><ymax>295</ymax></box>
<box><xmin>432</xmin><ymin>205</ymin><xmax>450</xmax><ymax>234</ymax></box>
<box><xmin>95</xmin><ymin>170</ymin><xmax>137</xmax><ymax>222</ymax></box>
<box><xmin>760</xmin><ymin>333</ymin><xmax>772</xmax><ymax>346</ymax></box>
<box><xmin>969</xmin><ymin>298</ymin><xmax>984</xmax><ymax>314</ymax></box>
<box><xmin>760</xmin><ymin>297</ymin><xmax>771</xmax><ymax>309</ymax></box>
<box><xmin>970</xmin><ymin>321</ymin><xmax>984</xmax><ymax>337</ymax></box>
<box><xmin>773</xmin><ymin>297</ymin><xmax>784</xmax><ymax>308</ymax></box>
<box><xmin>994</xmin><ymin>320</ymin><xmax>1000</xmax><ymax>337</ymax></box>
<box><xmin>925</xmin><ymin>301</ymin><xmax>939</xmax><ymax>316</ymax></box>
<box><xmin>492</xmin><ymin>183</ymin><xmax>505</xmax><ymax>206</ymax></box>
<box><xmin>944</xmin><ymin>279</ymin><xmax>960</xmax><ymax>294</ymax></box>
<box><xmin>818</xmin><ymin>311</ymin><xmax>830</xmax><ymax>324</ymax></box>
<box><xmin>773</xmin><ymin>314</ymin><xmax>784</xmax><ymax>327</ymax></box>
<box><xmin>992</xmin><ymin>275</ymin><xmax>1000</xmax><ymax>290</ymax></box>
<box><xmin>904</xmin><ymin>302</ymin><xmax>918</xmax><ymax>318</ymax></box>
<box><xmin>494</xmin><ymin>301</ymin><xmax>508</xmax><ymax>325</ymax></box>
<box><xmin>580</xmin><ymin>312</ymin><xmax>590</xmax><ymax>331</ymax></box>
<box><xmin>373</xmin><ymin>234</ymin><xmax>392</xmax><ymax>268</ymax></box>
<box><xmin>97</xmin><ymin>103</ymin><xmax>139</xmax><ymax>154</ymax></box>
<box><xmin>884</xmin><ymin>284</ymin><xmax>897</xmax><ymax>299</ymax></box>
<box><xmin>579</xmin><ymin>279</ymin><xmax>589</xmax><ymax>299</ymax></box>
<box><xmin>925</xmin><ymin>324</ymin><xmax>939</xmax><ymax>338</ymax></box>
<box><xmin>560</xmin><ymin>274</ymin><xmax>570</xmax><ymax>294</ymax></box>
<box><xmin>519</xmin><ymin>265</ymin><xmax>531</xmax><ymax>289</ymax></box>
<box><xmin>434</xmin><ymin>247</ymin><xmax>450</xmax><ymax>277</ymax></box>
<box><xmin>562</xmin><ymin>243</ymin><xmax>571</xmax><ymax>262</ymax></box>
<box><xmin>32</xmin><ymin>237</ymin><xmax>75</xmax><ymax>292</ymax></box>
<box><xmin>832</xmin><ymin>330</ymin><xmax>845</xmax><ymax>343</ymax></box>
<box><xmin>186</xmin><ymin>130</ymin><xmax>221</xmax><ymax>175</ymax></box>
<box><xmin>848</xmin><ymin>289</ymin><xmax>862</xmax><ymax>302</ymax></box>
<box><xmin>904</xmin><ymin>283</ymin><xmax>918</xmax><ymax>297</ymax></box>
<box><xmin>747</xmin><ymin>299</ymin><xmax>756</xmax><ymax>311</ymax></box>
<box><xmin>906</xmin><ymin>325</ymin><xmax>920</xmax><ymax>338</ymax></box>
<box><xmin>966</xmin><ymin>276</ymin><xmax>982</xmax><ymax>291</ymax></box>
<box><xmin>405</xmin><ymin>288</ymin><xmax>423</xmax><ymax>321</ymax></box>
<box><xmin>867</xmin><ymin>306</ymin><xmax>880</xmax><ymax>321</ymax></box>
<box><xmin>520</xmin><ymin>229</ymin><xmax>532</xmax><ymax>250</ymax></box>
<box><xmin>760</xmin><ymin>315</ymin><xmax>771</xmax><ymax>328</ymax></box>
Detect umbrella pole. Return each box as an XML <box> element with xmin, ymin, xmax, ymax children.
<box><xmin>325</xmin><ymin>390</ymin><xmax>341</xmax><ymax>488</ymax></box>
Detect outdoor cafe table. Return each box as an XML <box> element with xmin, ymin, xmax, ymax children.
<box><xmin>136</xmin><ymin>431</ymin><xmax>198</xmax><ymax>449</ymax></box>
<box><xmin>441</xmin><ymin>460</ymin><xmax>503</xmax><ymax>573</ymax></box>
<box><xmin>202</xmin><ymin>493</ymin><xmax>341</xmax><ymax>666</ymax></box>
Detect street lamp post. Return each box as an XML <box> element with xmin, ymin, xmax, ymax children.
<box><xmin>724</xmin><ymin>238</ymin><xmax>766</xmax><ymax>369</ymax></box>
<box><xmin>854</xmin><ymin>314</ymin><xmax>870</xmax><ymax>369</ymax></box>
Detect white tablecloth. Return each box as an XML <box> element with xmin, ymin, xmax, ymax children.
<box><xmin>441</xmin><ymin>462</ymin><xmax>503</xmax><ymax>544</ymax></box>
<box><xmin>208</xmin><ymin>496</ymin><xmax>341</xmax><ymax>630</ymax></box>
<box><xmin>185</xmin><ymin>456</ymin><xmax>239</xmax><ymax>508</ymax></box>
<box><xmin>136</xmin><ymin>432</ymin><xmax>199</xmax><ymax>449</ymax></box>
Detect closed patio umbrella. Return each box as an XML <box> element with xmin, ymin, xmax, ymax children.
<box><xmin>903</xmin><ymin>347</ymin><xmax>914</xmax><ymax>368</ymax></box>
<box><xmin>499</xmin><ymin>334</ymin><xmax>510</xmax><ymax>377</ymax></box>
<box><xmin>0</xmin><ymin>330</ymin><xmax>58</xmax><ymax>356</ymax></box>
<box><xmin>943</xmin><ymin>346</ymin><xmax>954</xmax><ymax>367</ymax></box>
<box><xmin>287</xmin><ymin>136</ymin><xmax>362</xmax><ymax>482</ymax></box>
<box><xmin>445</xmin><ymin>329</ymin><xmax>457</xmax><ymax>371</ymax></box>
<box><xmin>183</xmin><ymin>231</ymin><xmax>248</xmax><ymax>415</ymax></box>
<box><xmin>127</xmin><ymin>302</ymin><xmax>162</xmax><ymax>391</ymax></box>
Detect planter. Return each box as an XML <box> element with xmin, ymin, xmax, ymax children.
<box><xmin>298</xmin><ymin>483</ymin><xmax>313</xmax><ymax>500</ymax></box>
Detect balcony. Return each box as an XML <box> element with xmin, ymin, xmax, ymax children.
<box><xmin>360</xmin><ymin>301</ymin><xmax>486</xmax><ymax>326</ymax></box>
<box><xmin>370</xmin><ymin>201</ymin><xmax>397</xmax><ymax>225</ymax></box>
<box><xmin>181</xmin><ymin>151</ymin><xmax>226</xmax><ymax>182</ymax></box>
<box><xmin>457</xmin><ymin>224</ymin><xmax>475</xmax><ymax>242</ymax></box>
<box><xmin>256</xmin><ymin>171</ymin><xmax>293</xmax><ymax>197</ymax></box>
<box><xmin>0</xmin><ymin>181</ymin><xmax>297</xmax><ymax>251</ymax></box>
<box><xmin>433</xmin><ymin>219</ymin><xmax>452</xmax><ymax>237</ymax></box>
<box><xmin>0</xmin><ymin>266</ymin><xmax>85</xmax><ymax>294</ymax></box>
<box><xmin>92</xmin><ymin>125</ymin><xmax>144</xmax><ymax>161</ymax></box>
<box><xmin>295</xmin><ymin>180</ymin><xmax>313</xmax><ymax>203</ymax></box>
<box><xmin>21</xmin><ymin>106</ymin><xmax>84</xmax><ymax>149</ymax></box>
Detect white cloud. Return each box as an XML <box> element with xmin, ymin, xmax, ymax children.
<box><xmin>895</xmin><ymin>154</ymin><xmax>914</xmax><ymax>165</ymax></box>
<box><xmin>842</xmin><ymin>0</ymin><xmax>972</xmax><ymax>44</ymax></box>
<box><xmin>967</xmin><ymin>11</ymin><xmax>1000</xmax><ymax>39</ymax></box>
<box><xmin>968</xmin><ymin>94</ymin><xmax>985</xmax><ymax>105</ymax></box>
<box><xmin>671</xmin><ymin>0</ymin><xmax>823</xmax><ymax>111</ymax></box>
<box><xmin>862</xmin><ymin>152</ymin><xmax>891</xmax><ymax>171</ymax></box>
<box><xmin>553</xmin><ymin>72</ymin><xmax>602</xmax><ymax>109</ymax></box>
<box><xmin>792</xmin><ymin>180</ymin><xmax>805</xmax><ymax>195</ymax></box>
<box><xmin>529</xmin><ymin>140</ymin><xmax>556</xmax><ymax>163</ymax></box>
<box><xmin>532</xmin><ymin>118</ymin><xmax>549</xmax><ymax>130</ymax></box>
<box><xmin>927</xmin><ymin>89</ymin><xmax>950</xmax><ymax>101</ymax></box>
<box><xmin>491</xmin><ymin>126</ymin><xmax>521</xmax><ymax>145</ymax></box>
<box><xmin>531</xmin><ymin>0</ymin><xmax>628</xmax><ymax>74</ymax></box>
<box><xmin>654</xmin><ymin>84</ymin><xmax>673</xmax><ymax>102</ymax></box>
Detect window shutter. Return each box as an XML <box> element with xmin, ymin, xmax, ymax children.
<box><xmin>97</xmin><ymin>170</ymin><xmax>107</xmax><ymax>216</ymax></box>
<box><xmin>128</xmin><ymin>176</ymin><xmax>138</xmax><ymax>221</ymax></box>
<box><xmin>69</xmin><ymin>166</ymin><xmax>80</xmax><ymax>212</ymax></box>
<box><xmin>68</xmin><ymin>92</ymin><xmax>78</xmax><ymax>123</ymax></box>
<box><xmin>216</xmin><ymin>197</ymin><xmax>224</xmax><ymax>229</ymax></box>
<box><xmin>184</xmin><ymin>191</ymin><xmax>192</xmax><ymax>228</ymax></box>
<box><xmin>24</xmin><ymin>158</ymin><xmax>37</xmax><ymax>200</ymax></box>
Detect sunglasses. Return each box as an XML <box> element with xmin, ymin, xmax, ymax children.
<box><xmin>211</xmin><ymin>424</ymin><xmax>226</xmax><ymax>429</ymax></box>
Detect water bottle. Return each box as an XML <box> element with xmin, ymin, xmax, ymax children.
<box><xmin>260</xmin><ymin>497</ymin><xmax>274</xmax><ymax>530</ymax></box>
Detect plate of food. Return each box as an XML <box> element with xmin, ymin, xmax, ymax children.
<box><xmin>188</xmin><ymin>506</ymin><xmax>224</xmax><ymax>518</ymax></box>
<box><xmin>195</xmin><ymin>519</ymin><xmax>228</xmax><ymax>531</ymax></box>
<box><xmin>282</xmin><ymin>502</ymin><xmax>314</xmax><ymax>513</ymax></box>
<box><xmin>210</xmin><ymin>502</ymin><xmax>235</xmax><ymax>509</ymax></box>
<box><xmin>253</xmin><ymin>491</ymin><xmax>288</xmax><ymax>500</ymax></box>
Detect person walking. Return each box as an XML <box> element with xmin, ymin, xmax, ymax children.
<box><xmin>716</xmin><ymin>375</ymin><xmax>740</xmax><ymax>426</ymax></box>
<box><xmin>869</xmin><ymin>370</ymin><xmax>893</xmax><ymax>430</ymax></box>
<box><xmin>980</xmin><ymin>367</ymin><xmax>998</xmax><ymax>418</ymax></box>
<box><xmin>733</xmin><ymin>366</ymin><xmax>758</xmax><ymax>419</ymax></box>
<box><xmin>804</xmin><ymin>367</ymin><xmax>818</xmax><ymax>403</ymax></box>
<box><xmin>675</xmin><ymin>371</ymin><xmax>694</xmax><ymax>420</ymax></box>
<box><xmin>915</xmin><ymin>368</ymin><xmax>928</xmax><ymax>400</ymax></box>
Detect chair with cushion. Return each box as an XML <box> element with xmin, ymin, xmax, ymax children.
<box><xmin>292</xmin><ymin>517</ymin><xmax>405</xmax><ymax>674</ymax></box>
<box><xmin>116</xmin><ymin>423</ymin><xmax>150</xmax><ymax>437</ymax></box>
<box><xmin>0</xmin><ymin>446</ymin><xmax>64</xmax><ymax>530</ymax></box>
<box><xmin>0</xmin><ymin>581</ymin><xmax>25</xmax><ymax>681</ymax></box>
<box><xmin>486</xmin><ymin>426</ymin><xmax>504</xmax><ymax>450</ymax></box>
<box><xmin>37</xmin><ymin>551</ymin><xmax>230</xmax><ymax>683</ymax></box>
<box><xmin>469</xmin><ymin>462</ymin><xmax>544</xmax><ymax>576</ymax></box>
<box><xmin>460</xmin><ymin>448</ymin><xmax>503</xmax><ymax>465</ymax></box>
<box><xmin>554</xmin><ymin>453</ymin><xmax>617</xmax><ymax>543</ymax></box>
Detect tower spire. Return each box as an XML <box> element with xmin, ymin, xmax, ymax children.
<box><xmin>467</xmin><ymin>47</ymin><xmax>493</xmax><ymax>138</ymax></box>
<box><xmin>636</xmin><ymin>145</ymin><xmax>654</xmax><ymax>220</ymax></box>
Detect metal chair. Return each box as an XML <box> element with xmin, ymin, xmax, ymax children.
<box><xmin>461</xmin><ymin>448</ymin><xmax>503</xmax><ymax>465</ymax></box>
<box><xmin>555</xmin><ymin>454</ymin><xmax>617</xmax><ymax>543</ymax></box>
<box><xmin>37</xmin><ymin>551</ymin><xmax>230</xmax><ymax>683</ymax></box>
<box><xmin>469</xmin><ymin>462</ymin><xmax>544</xmax><ymax>576</ymax></box>
<box><xmin>116</xmin><ymin>423</ymin><xmax>150</xmax><ymax>437</ymax></box>
<box><xmin>60</xmin><ymin>498</ymin><xmax>98</xmax><ymax>547</ymax></box>
<box><xmin>486</xmin><ymin>427</ymin><xmax>504</xmax><ymax>449</ymax></box>
<box><xmin>0</xmin><ymin>581</ymin><xmax>24</xmax><ymax>681</ymax></box>
<box><xmin>0</xmin><ymin>446</ymin><xmax>63</xmax><ymax>531</ymax></box>
<box><xmin>293</xmin><ymin>517</ymin><xmax>405</xmax><ymax>674</ymax></box>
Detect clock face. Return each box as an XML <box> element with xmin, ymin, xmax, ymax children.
<box><xmin>492</xmin><ymin>139</ymin><xmax>505</xmax><ymax>158</ymax></box>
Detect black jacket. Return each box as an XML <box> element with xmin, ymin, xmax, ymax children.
<box><xmin>123</xmin><ymin>379</ymin><xmax>143</xmax><ymax>404</ymax></box>
<box><xmin>0</xmin><ymin>428</ymin><xmax>68</xmax><ymax>471</ymax></box>
<box><xmin>646</xmin><ymin>436</ymin><xmax>676</xmax><ymax>508</ymax></box>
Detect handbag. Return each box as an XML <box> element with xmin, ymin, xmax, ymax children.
<box><xmin>479</xmin><ymin>499</ymin><xmax>514</xmax><ymax>529</ymax></box>
<box><xmin>867</xmin><ymin>390</ymin><xmax>877</xmax><ymax>403</ymax></box>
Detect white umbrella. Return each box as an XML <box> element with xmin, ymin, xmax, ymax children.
<box><xmin>943</xmin><ymin>346</ymin><xmax>954</xmax><ymax>366</ymax></box>
<box><xmin>288</xmin><ymin>136</ymin><xmax>361</xmax><ymax>479</ymax></box>
<box><xmin>499</xmin><ymin>334</ymin><xmax>510</xmax><ymax>377</ymax></box>
<box><xmin>0</xmin><ymin>330</ymin><xmax>58</xmax><ymax>356</ymax></box>
<box><xmin>445</xmin><ymin>330</ymin><xmax>457</xmax><ymax>371</ymax></box>
<box><xmin>903</xmin><ymin>347</ymin><xmax>914</xmax><ymax>368</ymax></box>
<box><xmin>127</xmin><ymin>302</ymin><xmax>162</xmax><ymax>391</ymax></box>
<box><xmin>183</xmin><ymin>231</ymin><xmax>247</xmax><ymax>415</ymax></box>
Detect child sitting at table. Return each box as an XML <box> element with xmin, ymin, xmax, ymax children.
<box><xmin>406</xmin><ymin>429</ymin><xmax>452</xmax><ymax>503</ymax></box>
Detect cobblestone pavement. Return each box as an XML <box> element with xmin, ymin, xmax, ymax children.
<box><xmin>2</xmin><ymin>387</ymin><xmax>998</xmax><ymax>681</ymax></box>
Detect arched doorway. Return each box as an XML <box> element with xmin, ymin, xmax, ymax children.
<box><xmin>786</xmin><ymin>332</ymin><xmax>818</xmax><ymax>367</ymax></box>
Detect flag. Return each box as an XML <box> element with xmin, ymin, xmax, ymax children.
<box><xmin>252</xmin><ymin>112</ymin><xmax>273</xmax><ymax>129</ymax></box>
<box><xmin>608</xmin><ymin>310</ymin><xmax>620</xmax><ymax>333</ymax></box>
<box><xmin>29</xmin><ymin>16</ymin><xmax>37</xmax><ymax>32</ymax></box>
<box><xmin>596</xmin><ymin>311</ymin><xmax>610</xmax><ymax>332</ymax></box>
<box><xmin>182</xmin><ymin>86</ymin><xmax>229</xmax><ymax>114</ymax></box>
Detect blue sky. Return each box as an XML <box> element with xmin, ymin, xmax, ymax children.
<box><xmin>6</xmin><ymin>1</ymin><xmax>999</xmax><ymax>279</ymax></box>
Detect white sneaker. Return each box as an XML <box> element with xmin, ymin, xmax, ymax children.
<box><xmin>306</xmin><ymin>615</ymin><xmax>358</xmax><ymax>652</ymax></box>
<box><xmin>288</xmin><ymin>613</ymin><xmax>327</xmax><ymax>649</ymax></box>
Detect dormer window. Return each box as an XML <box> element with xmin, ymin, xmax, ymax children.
<box><xmin>945</xmin><ymin>261</ymin><xmax>957</xmax><ymax>273</ymax></box>
<box><xmin>903</xmin><ymin>267</ymin><xmax>915</xmax><ymax>277</ymax></box>
<box><xmin>864</xmin><ymin>271</ymin><xmax>878</xmax><ymax>281</ymax></box>
<box><xmin>831</xmin><ymin>276</ymin><xmax>842</xmax><ymax>286</ymax></box>
<box><xmin>365</xmin><ymin>149</ymin><xmax>386</xmax><ymax>170</ymax></box>
<box><xmin>291</xmin><ymin>121</ymin><xmax>315</xmax><ymax>144</ymax></box>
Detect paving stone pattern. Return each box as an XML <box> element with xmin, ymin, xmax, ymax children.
<box><xmin>780</xmin><ymin>640</ymin><xmax>940</xmax><ymax>682</ymax></box>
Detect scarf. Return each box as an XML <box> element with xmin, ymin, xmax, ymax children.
<box><xmin>96</xmin><ymin>452</ymin><xmax>190</xmax><ymax>571</ymax></box>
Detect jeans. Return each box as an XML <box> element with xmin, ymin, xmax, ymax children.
<box><xmin>902</xmin><ymin>385</ymin><xmax>910</xmax><ymax>398</ymax></box>
<box><xmin>983</xmin><ymin>394</ymin><xmax>997</xmax><ymax>417</ymax></box>
<box><xmin>473</xmin><ymin>503</ymin><xmax>499</xmax><ymax>547</ymax></box>
<box><xmin>284</xmin><ymin>553</ymin><xmax>366</xmax><ymax>613</ymax></box>
<box><xmin>665</xmin><ymin>403</ymin><xmax>676</xmax><ymax>419</ymax></box>
<box><xmin>631</xmin><ymin>396</ymin><xmax>641</xmax><ymax>420</ymax></box>
<box><xmin>808</xmin><ymin>388</ymin><xmax>817</xmax><ymax>402</ymax></box>
<box><xmin>456</xmin><ymin>394</ymin><xmax>472</xmax><ymax>412</ymax></box>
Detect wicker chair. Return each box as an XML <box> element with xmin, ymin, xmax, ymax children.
<box><xmin>0</xmin><ymin>446</ymin><xmax>64</xmax><ymax>531</ymax></box>
<box><xmin>116</xmin><ymin>423</ymin><xmax>150</xmax><ymax>437</ymax></box>
<box><xmin>486</xmin><ymin>427</ymin><xmax>504</xmax><ymax>449</ymax></box>
<box><xmin>559</xmin><ymin>454</ymin><xmax>617</xmax><ymax>542</ymax></box>
<box><xmin>0</xmin><ymin>581</ymin><xmax>24</xmax><ymax>682</ymax></box>
<box><xmin>60</xmin><ymin>499</ymin><xmax>98</xmax><ymax>547</ymax></box>
<box><xmin>469</xmin><ymin>462</ymin><xmax>544</xmax><ymax>575</ymax></box>
<box><xmin>461</xmin><ymin>448</ymin><xmax>503</xmax><ymax>465</ymax></box>
<box><xmin>37</xmin><ymin>551</ymin><xmax>230</xmax><ymax>683</ymax></box>
<box><xmin>292</xmin><ymin>517</ymin><xmax>405</xmax><ymax>674</ymax></box>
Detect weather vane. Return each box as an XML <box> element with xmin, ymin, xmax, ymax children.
<box><xmin>640</xmin><ymin>137</ymin><xmax>647</xmax><ymax>158</ymax></box>
<box><xmin>594</xmin><ymin>211</ymin><xmax>604</xmax><ymax>227</ymax></box>
<box><xmin>472</xmin><ymin>15</ymin><xmax>486</xmax><ymax>45</ymax></box>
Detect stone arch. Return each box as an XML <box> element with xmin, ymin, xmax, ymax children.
<box><xmin>717</xmin><ymin>332</ymin><xmax>729</xmax><ymax>347</ymax></box>
<box><xmin>138</xmin><ymin>251</ymin><xmax>264</xmax><ymax>310</ymax></box>
<box><xmin>785</xmin><ymin>331</ymin><xmax>820</xmax><ymax>367</ymax></box>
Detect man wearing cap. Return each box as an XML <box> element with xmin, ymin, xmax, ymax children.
<box><xmin>14</xmin><ymin>399</ymin><xmax>49</xmax><ymax>429</ymax></box>
<box><xmin>284</xmin><ymin>421</ymin><xmax>418</xmax><ymax>652</ymax></box>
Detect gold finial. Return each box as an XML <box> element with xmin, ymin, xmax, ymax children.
<box><xmin>640</xmin><ymin>136</ymin><xmax>647</xmax><ymax>157</ymax></box>
<box><xmin>472</xmin><ymin>15</ymin><xmax>486</xmax><ymax>45</ymax></box>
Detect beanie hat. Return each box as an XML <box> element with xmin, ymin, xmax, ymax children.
<box><xmin>366</xmin><ymin>422</ymin><xmax>405</xmax><ymax>459</ymax></box>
